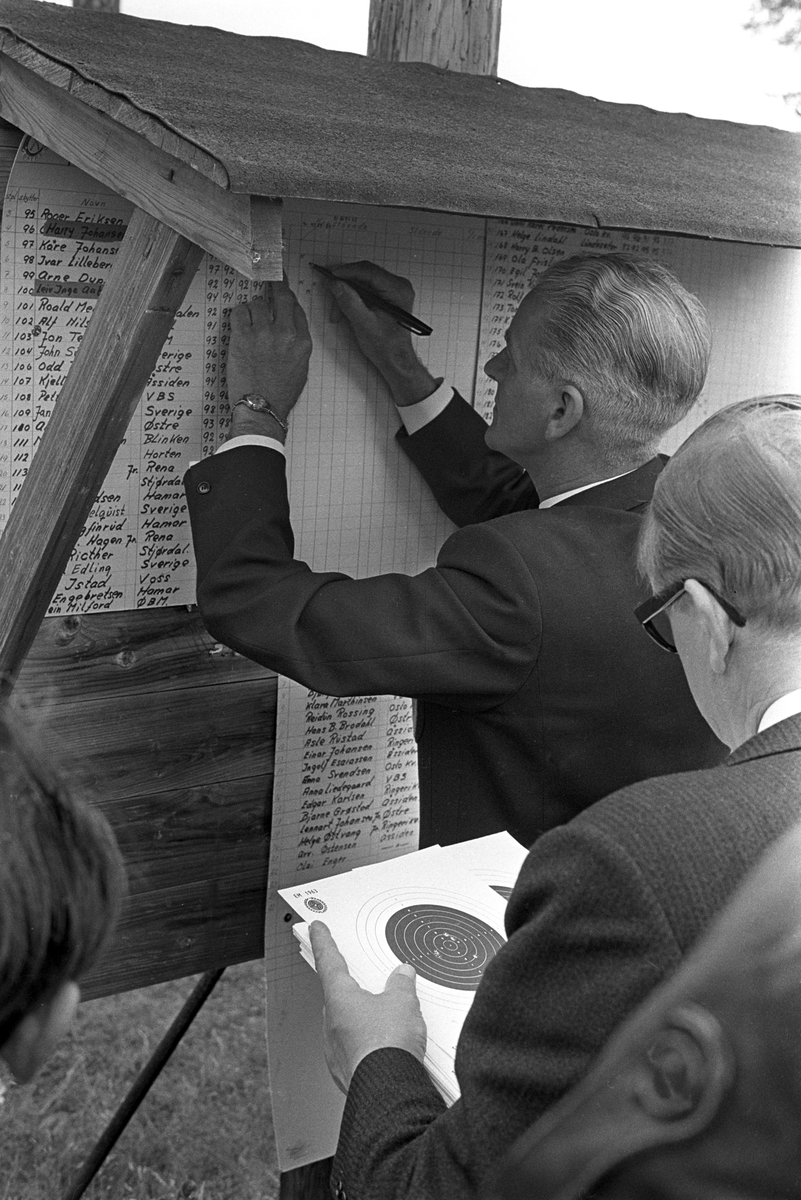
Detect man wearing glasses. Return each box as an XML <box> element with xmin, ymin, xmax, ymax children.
<box><xmin>312</xmin><ymin>396</ymin><xmax>801</xmax><ymax>1200</ymax></box>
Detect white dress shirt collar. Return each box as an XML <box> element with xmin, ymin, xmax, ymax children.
<box><xmin>539</xmin><ymin>473</ymin><xmax>631</xmax><ymax>508</ymax></box>
<box><xmin>757</xmin><ymin>689</ymin><xmax>801</xmax><ymax>734</ymax></box>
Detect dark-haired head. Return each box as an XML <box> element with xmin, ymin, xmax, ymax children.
<box><xmin>0</xmin><ymin>708</ymin><xmax>125</xmax><ymax>1080</ymax></box>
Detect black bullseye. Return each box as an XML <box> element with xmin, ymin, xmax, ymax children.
<box><xmin>385</xmin><ymin>904</ymin><xmax>504</xmax><ymax>990</ymax></box>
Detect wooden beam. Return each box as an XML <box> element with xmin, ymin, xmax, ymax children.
<box><xmin>0</xmin><ymin>53</ymin><xmax>282</xmax><ymax>280</ymax></box>
<box><xmin>0</xmin><ymin>207</ymin><xmax>204</xmax><ymax>683</ymax></box>
<box><xmin>0</xmin><ymin>33</ymin><xmax>228</xmax><ymax>189</ymax></box>
<box><xmin>368</xmin><ymin>0</ymin><xmax>502</xmax><ymax>74</ymax></box>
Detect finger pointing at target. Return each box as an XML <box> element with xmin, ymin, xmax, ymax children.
<box><xmin>309</xmin><ymin>919</ymin><xmax>350</xmax><ymax>982</ymax></box>
<box><xmin>310</xmin><ymin>920</ymin><xmax>428</xmax><ymax>1094</ymax></box>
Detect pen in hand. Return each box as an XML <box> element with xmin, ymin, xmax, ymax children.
<box><xmin>311</xmin><ymin>263</ymin><xmax>433</xmax><ymax>337</ymax></box>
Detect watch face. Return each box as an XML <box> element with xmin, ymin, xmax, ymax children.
<box><xmin>242</xmin><ymin>393</ymin><xmax>270</xmax><ymax>411</ymax></box>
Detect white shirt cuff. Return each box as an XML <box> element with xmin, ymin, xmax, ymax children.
<box><xmin>216</xmin><ymin>434</ymin><xmax>286</xmax><ymax>458</ymax></box>
<box><xmin>397</xmin><ymin>379</ymin><xmax>454</xmax><ymax>435</ymax></box>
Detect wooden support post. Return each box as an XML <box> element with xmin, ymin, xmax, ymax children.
<box><xmin>63</xmin><ymin>969</ymin><xmax>224</xmax><ymax>1200</ymax></box>
<box><xmin>0</xmin><ymin>207</ymin><xmax>203</xmax><ymax>684</ymax></box>
<box><xmin>368</xmin><ymin>0</ymin><xmax>502</xmax><ymax>74</ymax></box>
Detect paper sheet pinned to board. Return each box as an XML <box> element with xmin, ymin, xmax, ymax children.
<box><xmin>263</xmin><ymin>203</ymin><xmax>487</xmax><ymax>1170</ymax></box>
<box><xmin>0</xmin><ymin>139</ymin><xmax>259</xmax><ymax>611</ymax></box>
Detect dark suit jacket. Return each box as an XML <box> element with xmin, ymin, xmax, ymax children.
<box><xmin>397</xmin><ymin>388</ymin><xmax>540</xmax><ymax>527</ymax></box>
<box><xmin>331</xmin><ymin>715</ymin><xmax>801</xmax><ymax>1200</ymax></box>
<box><xmin>184</xmin><ymin>394</ymin><xmax>725</xmax><ymax>847</ymax></box>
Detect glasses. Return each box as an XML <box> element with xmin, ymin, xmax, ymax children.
<box><xmin>635</xmin><ymin>580</ymin><xmax>746</xmax><ymax>653</ymax></box>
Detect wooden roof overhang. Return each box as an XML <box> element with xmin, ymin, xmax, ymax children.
<box><xmin>0</xmin><ymin>0</ymin><xmax>798</xmax><ymax>277</ymax></box>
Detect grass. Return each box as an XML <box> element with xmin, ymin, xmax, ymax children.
<box><xmin>0</xmin><ymin>961</ymin><xmax>279</xmax><ymax>1200</ymax></box>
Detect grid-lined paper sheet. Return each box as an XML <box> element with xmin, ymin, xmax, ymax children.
<box><xmin>265</xmin><ymin>202</ymin><xmax>486</xmax><ymax>1170</ymax></box>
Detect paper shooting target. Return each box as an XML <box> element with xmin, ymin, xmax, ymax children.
<box><xmin>356</xmin><ymin>887</ymin><xmax>506</xmax><ymax>1003</ymax></box>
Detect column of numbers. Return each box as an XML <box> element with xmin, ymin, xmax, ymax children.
<box><xmin>201</xmin><ymin>259</ymin><xmax>224</xmax><ymax>453</ymax></box>
<box><xmin>0</xmin><ymin>188</ymin><xmax>17</xmax><ymax>526</ymax></box>
<box><xmin>10</xmin><ymin>195</ymin><xmax>37</xmax><ymax>502</ymax></box>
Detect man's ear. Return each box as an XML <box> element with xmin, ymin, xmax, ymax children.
<box><xmin>1</xmin><ymin>981</ymin><xmax>80</xmax><ymax>1083</ymax></box>
<box><xmin>683</xmin><ymin>579</ymin><xmax>737</xmax><ymax>676</ymax></box>
<box><xmin>544</xmin><ymin>384</ymin><xmax>584</xmax><ymax>442</ymax></box>
<box><xmin>631</xmin><ymin>1003</ymin><xmax>734</xmax><ymax>1136</ymax></box>
<box><xmin>484</xmin><ymin>1003</ymin><xmax>734</xmax><ymax>1200</ymax></box>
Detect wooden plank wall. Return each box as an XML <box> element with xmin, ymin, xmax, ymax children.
<box><xmin>14</xmin><ymin>606</ymin><xmax>276</xmax><ymax>1000</ymax></box>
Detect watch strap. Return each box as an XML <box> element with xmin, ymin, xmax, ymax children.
<box><xmin>233</xmin><ymin>393</ymin><xmax>288</xmax><ymax>432</ymax></box>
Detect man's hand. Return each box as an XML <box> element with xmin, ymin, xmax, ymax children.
<box><xmin>310</xmin><ymin>920</ymin><xmax>427</xmax><ymax>1094</ymax></box>
<box><xmin>324</xmin><ymin>261</ymin><xmax>440</xmax><ymax>406</ymax></box>
<box><xmin>226</xmin><ymin>279</ymin><xmax>312</xmax><ymax>441</ymax></box>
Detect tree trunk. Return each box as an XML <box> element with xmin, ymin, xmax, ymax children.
<box><xmin>368</xmin><ymin>0</ymin><xmax>502</xmax><ymax>74</ymax></box>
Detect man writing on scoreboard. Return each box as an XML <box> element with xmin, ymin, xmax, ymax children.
<box><xmin>184</xmin><ymin>253</ymin><xmax>725</xmax><ymax>848</ymax></box>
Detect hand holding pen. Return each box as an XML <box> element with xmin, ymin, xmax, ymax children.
<box><xmin>312</xmin><ymin>261</ymin><xmax>433</xmax><ymax>336</ymax></box>
<box><xmin>313</xmin><ymin>259</ymin><xmax>440</xmax><ymax>406</ymax></box>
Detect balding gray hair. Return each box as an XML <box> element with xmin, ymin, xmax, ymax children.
<box><xmin>638</xmin><ymin>396</ymin><xmax>801</xmax><ymax>631</ymax></box>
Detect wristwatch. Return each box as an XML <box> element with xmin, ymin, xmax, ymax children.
<box><xmin>233</xmin><ymin>393</ymin><xmax>288</xmax><ymax>433</ymax></box>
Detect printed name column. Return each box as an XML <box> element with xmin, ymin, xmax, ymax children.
<box><xmin>55</xmin><ymin>206</ymin><xmax>134</xmax><ymax>612</ymax></box>
<box><xmin>0</xmin><ymin>143</ymin><xmax>243</xmax><ymax>613</ymax></box>
<box><xmin>0</xmin><ymin>142</ymin><xmax>142</xmax><ymax>612</ymax></box>
<box><xmin>298</xmin><ymin>691</ymin><xmax>384</xmax><ymax>874</ymax></box>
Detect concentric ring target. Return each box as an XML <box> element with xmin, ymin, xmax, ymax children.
<box><xmin>385</xmin><ymin>904</ymin><xmax>504</xmax><ymax>990</ymax></box>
